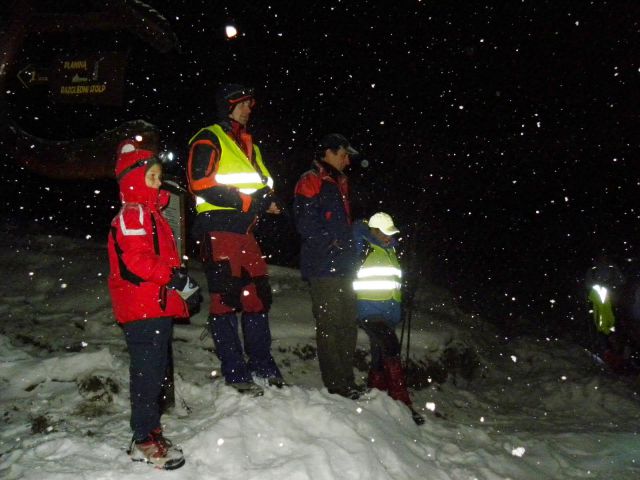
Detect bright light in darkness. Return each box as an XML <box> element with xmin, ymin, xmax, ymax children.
<box><xmin>225</xmin><ymin>25</ymin><xmax>238</xmax><ymax>38</ymax></box>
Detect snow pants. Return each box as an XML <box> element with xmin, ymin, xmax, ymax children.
<box><xmin>200</xmin><ymin>231</ymin><xmax>280</xmax><ymax>384</ymax></box>
<box><xmin>208</xmin><ymin>312</ymin><xmax>282</xmax><ymax>384</ymax></box>
<box><xmin>357</xmin><ymin>316</ymin><xmax>411</xmax><ymax>404</ymax></box>
<box><xmin>122</xmin><ymin>317</ymin><xmax>173</xmax><ymax>441</ymax></box>
<box><xmin>200</xmin><ymin>231</ymin><xmax>272</xmax><ymax>315</ymax></box>
<box><xmin>358</xmin><ymin>317</ymin><xmax>401</xmax><ymax>370</ymax></box>
<box><xmin>308</xmin><ymin>276</ymin><xmax>358</xmax><ymax>392</ymax></box>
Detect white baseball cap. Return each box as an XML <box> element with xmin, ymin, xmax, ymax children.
<box><xmin>368</xmin><ymin>212</ymin><xmax>400</xmax><ymax>236</ymax></box>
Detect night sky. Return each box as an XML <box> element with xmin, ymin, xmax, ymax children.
<box><xmin>1</xmin><ymin>0</ymin><xmax>639</xmax><ymax>339</ymax></box>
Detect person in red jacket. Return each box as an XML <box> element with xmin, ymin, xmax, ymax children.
<box><xmin>108</xmin><ymin>139</ymin><xmax>199</xmax><ymax>470</ymax></box>
<box><xmin>293</xmin><ymin>133</ymin><xmax>362</xmax><ymax>399</ymax></box>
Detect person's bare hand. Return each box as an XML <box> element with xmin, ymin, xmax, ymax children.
<box><xmin>266</xmin><ymin>202</ymin><xmax>281</xmax><ymax>214</ymax></box>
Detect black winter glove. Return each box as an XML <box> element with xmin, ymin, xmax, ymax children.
<box><xmin>185</xmin><ymin>290</ymin><xmax>203</xmax><ymax>316</ymax></box>
<box><xmin>167</xmin><ymin>268</ymin><xmax>201</xmax><ymax>301</ymax></box>
<box><xmin>167</xmin><ymin>267</ymin><xmax>189</xmax><ymax>290</ymax></box>
<box><xmin>248</xmin><ymin>189</ymin><xmax>273</xmax><ymax>215</ymax></box>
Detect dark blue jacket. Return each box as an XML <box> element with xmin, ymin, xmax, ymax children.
<box><xmin>353</xmin><ymin>220</ymin><xmax>402</xmax><ymax>326</ymax></box>
<box><xmin>294</xmin><ymin>160</ymin><xmax>357</xmax><ymax>280</ymax></box>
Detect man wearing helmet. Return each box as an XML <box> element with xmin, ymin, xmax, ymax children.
<box><xmin>187</xmin><ymin>84</ymin><xmax>284</xmax><ymax>396</ymax></box>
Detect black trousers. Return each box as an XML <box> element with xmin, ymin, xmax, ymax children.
<box><xmin>359</xmin><ymin>317</ymin><xmax>401</xmax><ymax>370</ymax></box>
<box><xmin>309</xmin><ymin>277</ymin><xmax>357</xmax><ymax>391</ymax></box>
<box><xmin>122</xmin><ymin>317</ymin><xmax>173</xmax><ymax>441</ymax></box>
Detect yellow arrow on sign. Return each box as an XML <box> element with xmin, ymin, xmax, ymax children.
<box><xmin>17</xmin><ymin>64</ymin><xmax>49</xmax><ymax>88</ymax></box>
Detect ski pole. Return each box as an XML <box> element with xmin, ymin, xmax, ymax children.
<box><xmin>400</xmin><ymin>221</ymin><xmax>421</xmax><ymax>366</ymax></box>
<box><xmin>405</xmin><ymin>304</ymin><xmax>413</xmax><ymax>366</ymax></box>
<box><xmin>399</xmin><ymin>307</ymin><xmax>407</xmax><ymax>354</ymax></box>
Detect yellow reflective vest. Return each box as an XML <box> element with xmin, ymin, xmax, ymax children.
<box><xmin>588</xmin><ymin>284</ymin><xmax>615</xmax><ymax>335</ymax></box>
<box><xmin>190</xmin><ymin>124</ymin><xmax>274</xmax><ymax>213</ymax></box>
<box><xmin>353</xmin><ymin>242</ymin><xmax>402</xmax><ymax>302</ymax></box>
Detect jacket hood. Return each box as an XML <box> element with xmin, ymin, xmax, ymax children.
<box><xmin>115</xmin><ymin>140</ymin><xmax>163</xmax><ymax>207</ymax></box>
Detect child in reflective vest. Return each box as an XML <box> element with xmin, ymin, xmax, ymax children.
<box><xmin>353</xmin><ymin>212</ymin><xmax>424</xmax><ymax>425</ymax></box>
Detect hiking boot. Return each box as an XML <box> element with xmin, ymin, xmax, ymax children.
<box><xmin>226</xmin><ymin>381</ymin><xmax>264</xmax><ymax>397</ymax></box>
<box><xmin>409</xmin><ymin>407</ymin><xmax>426</xmax><ymax>426</ymax></box>
<box><xmin>150</xmin><ymin>427</ymin><xmax>173</xmax><ymax>449</ymax></box>
<box><xmin>267</xmin><ymin>377</ymin><xmax>289</xmax><ymax>388</ymax></box>
<box><xmin>367</xmin><ymin>369</ymin><xmax>388</xmax><ymax>391</ymax></box>
<box><xmin>128</xmin><ymin>431</ymin><xmax>185</xmax><ymax>470</ymax></box>
<box><xmin>328</xmin><ymin>386</ymin><xmax>361</xmax><ymax>400</ymax></box>
<box><xmin>384</xmin><ymin>357</ymin><xmax>412</xmax><ymax>405</ymax></box>
<box><xmin>351</xmin><ymin>382</ymin><xmax>368</xmax><ymax>393</ymax></box>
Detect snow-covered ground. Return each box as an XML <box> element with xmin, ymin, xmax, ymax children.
<box><xmin>1</xmin><ymin>232</ymin><xmax>639</xmax><ymax>479</ymax></box>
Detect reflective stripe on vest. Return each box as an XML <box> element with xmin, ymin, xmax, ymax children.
<box><xmin>190</xmin><ymin>124</ymin><xmax>274</xmax><ymax>213</ymax></box>
<box><xmin>353</xmin><ymin>242</ymin><xmax>402</xmax><ymax>302</ymax></box>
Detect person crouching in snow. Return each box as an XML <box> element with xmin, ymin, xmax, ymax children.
<box><xmin>107</xmin><ymin>139</ymin><xmax>200</xmax><ymax>469</ymax></box>
<box><xmin>352</xmin><ymin>212</ymin><xmax>425</xmax><ymax>425</ymax></box>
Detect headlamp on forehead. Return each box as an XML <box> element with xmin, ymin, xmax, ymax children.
<box><xmin>216</xmin><ymin>84</ymin><xmax>256</xmax><ymax>116</ymax></box>
<box><xmin>227</xmin><ymin>91</ymin><xmax>256</xmax><ymax>109</ymax></box>
<box><xmin>234</xmin><ymin>96</ymin><xmax>256</xmax><ymax>109</ymax></box>
<box><xmin>116</xmin><ymin>156</ymin><xmax>161</xmax><ymax>181</ymax></box>
<box><xmin>158</xmin><ymin>151</ymin><xmax>175</xmax><ymax>163</ymax></box>
<box><xmin>224</xmin><ymin>86</ymin><xmax>253</xmax><ymax>100</ymax></box>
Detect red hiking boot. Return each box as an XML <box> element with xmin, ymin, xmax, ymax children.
<box><xmin>128</xmin><ymin>428</ymin><xmax>185</xmax><ymax>470</ymax></box>
<box><xmin>367</xmin><ymin>368</ymin><xmax>388</xmax><ymax>391</ymax></box>
<box><xmin>383</xmin><ymin>357</ymin><xmax>412</xmax><ymax>406</ymax></box>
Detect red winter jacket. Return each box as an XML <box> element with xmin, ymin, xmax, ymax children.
<box><xmin>107</xmin><ymin>143</ymin><xmax>188</xmax><ymax>324</ymax></box>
